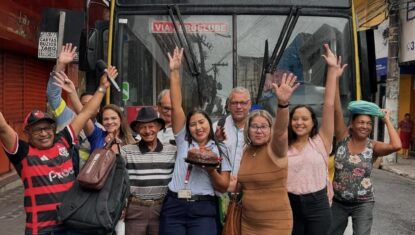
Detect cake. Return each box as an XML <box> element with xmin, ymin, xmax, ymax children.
<box><xmin>185</xmin><ymin>148</ymin><xmax>220</xmax><ymax>166</ymax></box>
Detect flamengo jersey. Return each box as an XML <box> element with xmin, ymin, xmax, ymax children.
<box><xmin>4</xmin><ymin>126</ymin><xmax>77</xmax><ymax>235</ymax></box>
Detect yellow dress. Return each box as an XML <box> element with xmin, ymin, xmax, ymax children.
<box><xmin>238</xmin><ymin>145</ymin><xmax>293</xmax><ymax>235</ymax></box>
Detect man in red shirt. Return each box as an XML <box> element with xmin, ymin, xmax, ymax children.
<box><xmin>0</xmin><ymin>67</ymin><xmax>116</xmax><ymax>234</ymax></box>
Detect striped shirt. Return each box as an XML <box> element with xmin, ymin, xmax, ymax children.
<box><xmin>121</xmin><ymin>139</ymin><xmax>176</xmax><ymax>200</ymax></box>
<box><xmin>4</xmin><ymin>126</ymin><xmax>77</xmax><ymax>235</ymax></box>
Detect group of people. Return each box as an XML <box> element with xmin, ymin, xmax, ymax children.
<box><xmin>0</xmin><ymin>43</ymin><xmax>403</xmax><ymax>235</ymax></box>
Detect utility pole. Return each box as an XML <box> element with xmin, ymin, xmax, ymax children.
<box><xmin>383</xmin><ymin>0</ymin><xmax>400</xmax><ymax>164</ymax></box>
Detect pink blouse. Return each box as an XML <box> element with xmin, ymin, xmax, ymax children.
<box><xmin>287</xmin><ymin>134</ymin><xmax>328</xmax><ymax>195</ymax></box>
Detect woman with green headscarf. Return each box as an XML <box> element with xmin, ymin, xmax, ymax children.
<box><xmin>328</xmin><ymin>88</ymin><xmax>402</xmax><ymax>234</ymax></box>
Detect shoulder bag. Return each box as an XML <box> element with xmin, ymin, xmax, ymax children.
<box><xmin>77</xmin><ymin>137</ymin><xmax>117</xmax><ymax>190</ymax></box>
<box><xmin>222</xmin><ymin>193</ymin><xmax>242</xmax><ymax>235</ymax></box>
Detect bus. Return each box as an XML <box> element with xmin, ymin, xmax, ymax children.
<box><xmin>84</xmin><ymin>0</ymin><xmax>360</xmax><ymax>122</ymax></box>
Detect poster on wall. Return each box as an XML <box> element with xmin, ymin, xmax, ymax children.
<box><xmin>38</xmin><ymin>32</ymin><xmax>58</xmax><ymax>59</ymax></box>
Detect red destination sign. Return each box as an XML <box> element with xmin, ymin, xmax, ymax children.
<box><xmin>151</xmin><ymin>21</ymin><xmax>228</xmax><ymax>33</ymax></box>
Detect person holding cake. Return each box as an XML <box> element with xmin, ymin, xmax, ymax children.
<box><xmin>159</xmin><ymin>47</ymin><xmax>231</xmax><ymax>235</ymax></box>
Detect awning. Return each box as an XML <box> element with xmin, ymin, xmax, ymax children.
<box><xmin>354</xmin><ymin>0</ymin><xmax>387</xmax><ymax>31</ymax></box>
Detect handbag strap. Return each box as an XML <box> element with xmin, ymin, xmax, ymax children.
<box><xmin>104</xmin><ymin>135</ymin><xmax>114</xmax><ymax>150</ymax></box>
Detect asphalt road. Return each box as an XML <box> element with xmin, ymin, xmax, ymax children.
<box><xmin>0</xmin><ymin>169</ymin><xmax>414</xmax><ymax>235</ymax></box>
<box><xmin>370</xmin><ymin>169</ymin><xmax>415</xmax><ymax>235</ymax></box>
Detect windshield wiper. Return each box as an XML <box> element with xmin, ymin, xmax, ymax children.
<box><xmin>256</xmin><ymin>7</ymin><xmax>300</xmax><ymax>103</ymax></box>
<box><xmin>168</xmin><ymin>5</ymin><xmax>203</xmax><ymax>107</ymax></box>
<box><xmin>168</xmin><ymin>5</ymin><xmax>200</xmax><ymax>77</ymax></box>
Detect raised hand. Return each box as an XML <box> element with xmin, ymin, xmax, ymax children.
<box><xmin>168</xmin><ymin>47</ymin><xmax>184</xmax><ymax>72</ymax></box>
<box><xmin>57</xmin><ymin>43</ymin><xmax>77</xmax><ymax>66</ymax></box>
<box><xmin>52</xmin><ymin>71</ymin><xmax>76</xmax><ymax>94</ymax></box>
<box><xmin>214</xmin><ymin>127</ymin><xmax>227</xmax><ymax>142</ymax></box>
<box><xmin>380</xmin><ymin>109</ymin><xmax>391</xmax><ymax>121</ymax></box>
<box><xmin>321</xmin><ymin>44</ymin><xmax>348</xmax><ymax>78</ymax></box>
<box><xmin>100</xmin><ymin>65</ymin><xmax>118</xmax><ymax>88</ymax></box>
<box><xmin>271</xmin><ymin>73</ymin><xmax>299</xmax><ymax>105</ymax></box>
<box><xmin>321</xmin><ymin>44</ymin><xmax>338</xmax><ymax>67</ymax></box>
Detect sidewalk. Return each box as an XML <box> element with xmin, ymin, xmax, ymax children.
<box><xmin>0</xmin><ymin>170</ymin><xmax>21</xmax><ymax>194</ymax></box>
<box><xmin>381</xmin><ymin>153</ymin><xmax>415</xmax><ymax>180</ymax></box>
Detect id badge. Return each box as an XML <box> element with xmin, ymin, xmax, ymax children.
<box><xmin>178</xmin><ymin>189</ymin><xmax>192</xmax><ymax>199</ymax></box>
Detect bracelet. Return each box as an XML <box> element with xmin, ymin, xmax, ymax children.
<box><xmin>97</xmin><ymin>86</ymin><xmax>107</xmax><ymax>94</ymax></box>
<box><xmin>278</xmin><ymin>103</ymin><xmax>289</xmax><ymax>109</ymax></box>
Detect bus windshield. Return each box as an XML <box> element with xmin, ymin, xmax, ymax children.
<box><xmin>113</xmin><ymin>13</ymin><xmax>354</xmax><ymax>118</ymax></box>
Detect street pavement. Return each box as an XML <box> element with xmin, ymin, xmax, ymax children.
<box><xmin>381</xmin><ymin>154</ymin><xmax>415</xmax><ymax>180</ymax></box>
<box><xmin>371</xmin><ymin>169</ymin><xmax>415</xmax><ymax>235</ymax></box>
<box><xmin>0</xmin><ymin>184</ymin><xmax>25</xmax><ymax>234</ymax></box>
<box><xmin>0</xmin><ymin>169</ymin><xmax>414</xmax><ymax>234</ymax></box>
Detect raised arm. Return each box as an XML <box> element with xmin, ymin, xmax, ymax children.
<box><xmin>69</xmin><ymin>66</ymin><xmax>118</xmax><ymax>136</ymax></box>
<box><xmin>0</xmin><ymin>112</ymin><xmax>17</xmax><ymax>152</ymax></box>
<box><xmin>270</xmin><ymin>73</ymin><xmax>299</xmax><ymax>158</ymax></box>
<box><xmin>334</xmin><ymin>59</ymin><xmax>349</xmax><ymax>141</ymax></box>
<box><xmin>52</xmin><ymin>71</ymin><xmax>95</xmax><ymax>136</ymax></box>
<box><xmin>52</xmin><ymin>71</ymin><xmax>83</xmax><ymax>114</ymax></box>
<box><xmin>373</xmin><ymin>110</ymin><xmax>402</xmax><ymax>157</ymax></box>
<box><xmin>168</xmin><ymin>47</ymin><xmax>186</xmax><ymax>134</ymax></box>
<box><xmin>47</xmin><ymin>43</ymin><xmax>77</xmax><ymax>128</ymax></box>
<box><xmin>319</xmin><ymin>44</ymin><xmax>347</xmax><ymax>153</ymax></box>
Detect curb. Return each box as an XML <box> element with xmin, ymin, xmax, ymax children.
<box><xmin>381</xmin><ymin>165</ymin><xmax>415</xmax><ymax>180</ymax></box>
<box><xmin>0</xmin><ymin>171</ymin><xmax>22</xmax><ymax>194</ymax></box>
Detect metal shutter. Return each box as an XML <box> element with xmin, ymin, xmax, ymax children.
<box><xmin>3</xmin><ymin>53</ymin><xmax>24</xmax><ymax>126</ymax></box>
<box><xmin>23</xmin><ymin>58</ymin><xmax>50</xmax><ymax>114</ymax></box>
<box><xmin>0</xmin><ymin>51</ymin><xmax>10</xmax><ymax>174</ymax></box>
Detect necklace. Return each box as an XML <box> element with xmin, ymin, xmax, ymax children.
<box><xmin>248</xmin><ymin>147</ymin><xmax>257</xmax><ymax>158</ymax></box>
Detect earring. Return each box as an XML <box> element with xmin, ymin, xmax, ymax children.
<box><xmin>247</xmin><ymin>136</ymin><xmax>252</xmax><ymax>145</ymax></box>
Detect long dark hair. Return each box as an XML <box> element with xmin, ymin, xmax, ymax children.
<box><xmin>185</xmin><ymin>109</ymin><xmax>215</xmax><ymax>144</ymax></box>
<box><xmin>288</xmin><ymin>105</ymin><xmax>318</xmax><ymax>146</ymax></box>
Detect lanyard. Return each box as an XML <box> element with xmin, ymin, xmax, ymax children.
<box><xmin>184</xmin><ymin>164</ymin><xmax>193</xmax><ymax>187</ymax></box>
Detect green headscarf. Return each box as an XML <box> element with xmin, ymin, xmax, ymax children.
<box><xmin>347</xmin><ymin>100</ymin><xmax>384</xmax><ymax>118</ymax></box>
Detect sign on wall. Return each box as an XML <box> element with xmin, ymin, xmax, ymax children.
<box><xmin>38</xmin><ymin>32</ymin><xmax>58</xmax><ymax>59</ymax></box>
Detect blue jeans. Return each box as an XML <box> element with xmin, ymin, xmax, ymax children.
<box><xmin>328</xmin><ymin>200</ymin><xmax>375</xmax><ymax>235</ymax></box>
<box><xmin>288</xmin><ymin>187</ymin><xmax>332</xmax><ymax>235</ymax></box>
<box><xmin>159</xmin><ymin>194</ymin><xmax>218</xmax><ymax>235</ymax></box>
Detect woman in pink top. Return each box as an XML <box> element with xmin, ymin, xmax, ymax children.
<box><xmin>286</xmin><ymin>44</ymin><xmax>346</xmax><ymax>235</ymax></box>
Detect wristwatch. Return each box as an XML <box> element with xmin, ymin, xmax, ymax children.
<box><xmin>97</xmin><ymin>86</ymin><xmax>107</xmax><ymax>94</ymax></box>
<box><xmin>278</xmin><ymin>103</ymin><xmax>289</xmax><ymax>108</ymax></box>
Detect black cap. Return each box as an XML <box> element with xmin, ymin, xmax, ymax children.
<box><xmin>23</xmin><ymin>110</ymin><xmax>55</xmax><ymax>130</ymax></box>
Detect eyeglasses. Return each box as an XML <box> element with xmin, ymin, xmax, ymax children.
<box><xmin>229</xmin><ymin>100</ymin><xmax>250</xmax><ymax>107</ymax></box>
<box><xmin>30</xmin><ymin>126</ymin><xmax>54</xmax><ymax>136</ymax></box>
<box><xmin>249</xmin><ymin>124</ymin><xmax>270</xmax><ymax>132</ymax></box>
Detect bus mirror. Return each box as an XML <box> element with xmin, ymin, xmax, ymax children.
<box><xmin>79</xmin><ymin>28</ymin><xmax>99</xmax><ymax>71</ymax></box>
